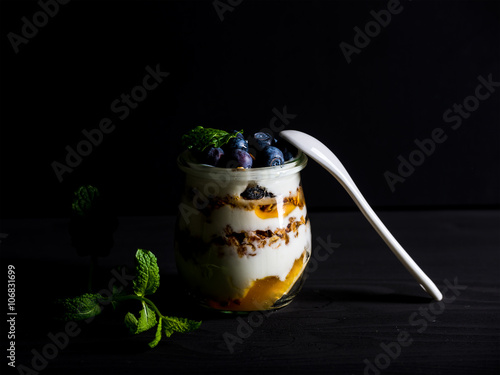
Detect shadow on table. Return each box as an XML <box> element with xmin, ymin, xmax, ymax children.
<box><xmin>299</xmin><ymin>286</ymin><xmax>432</xmax><ymax>304</ymax></box>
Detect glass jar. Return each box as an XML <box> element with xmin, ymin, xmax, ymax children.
<box><xmin>175</xmin><ymin>151</ymin><xmax>311</xmax><ymax>312</ymax></box>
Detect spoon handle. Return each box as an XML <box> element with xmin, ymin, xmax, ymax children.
<box><xmin>344</xmin><ymin>184</ymin><xmax>443</xmax><ymax>301</ymax></box>
<box><xmin>280</xmin><ymin>130</ymin><xmax>443</xmax><ymax>301</ymax></box>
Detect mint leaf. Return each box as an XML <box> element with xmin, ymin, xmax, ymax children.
<box><xmin>181</xmin><ymin>126</ymin><xmax>241</xmax><ymax>152</ymax></box>
<box><xmin>149</xmin><ymin>318</ymin><xmax>163</xmax><ymax>348</ymax></box>
<box><xmin>161</xmin><ymin>316</ymin><xmax>202</xmax><ymax>338</ymax></box>
<box><xmin>133</xmin><ymin>249</ymin><xmax>160</xmax><ymax>297</ymax></box>
<box><xmin>57</xmin><ymin>293</ymin><xmax>103</xmax><ymax>321</ymax></box>
<box><xmin>124</xmin><ymin>303</ymin><xmax>157</xmax><ymax>334</ymax></box>
<box><xmin>71</xmin><ymin>185</ymin><xmax>100</xmax><ymax>217</ymax></box>
<box><xmin>137</xmin><ymin>304</ymin><xmax>157</xmax><ymax>333</ymax></box>
<box><xmin>124</xmin><ymin>312</ymin><xmax>138</xmax><ymax>331</ymax></box>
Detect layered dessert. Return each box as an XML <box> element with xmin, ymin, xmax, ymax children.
<box><xmin>175</xmin><ymin>127</ymin><xmax>311</xmax><ymax>311</ymax></box>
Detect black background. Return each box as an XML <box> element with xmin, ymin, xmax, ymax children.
<box><xmin>1</xmin><ymin>0</ymin><xmax>499</xmax><ymax>217</ymax></box>
<box><xmin>0</xmin><ymin>2</ymin><xmax>499</xmax><ymax>374</ymax></box>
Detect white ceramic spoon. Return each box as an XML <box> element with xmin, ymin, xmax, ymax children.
<box><xmin>280</xmin><ymin>130</ymin><xmax>443</xmax><ymax>301</ymax></box>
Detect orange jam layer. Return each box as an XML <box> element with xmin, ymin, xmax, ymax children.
<box><xmin>208</xmin><ymin>251</ymin><xmax>307</xmax><ymax>311</ymax></box>
<box><xmin>254</xmin><ymin>188</ymin><xmax>305</xmax><ymax>219</ymax></box>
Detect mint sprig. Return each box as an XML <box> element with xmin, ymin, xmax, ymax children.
<box><xmin>120</xmin><ymin>249</ymin><xmax>201</xmax><ymax>348</ymax></box>
<box><xmin>58</xmin><ymin>249</ymin><xmax>201</xmax><ymax>348</ymax></box>
<box><xmin>181</xmin><ymin>126</ymin><xmax>242</xmax><ymax>152</ymax></box>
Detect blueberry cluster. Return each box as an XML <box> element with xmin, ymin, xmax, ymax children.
<box><xmin>196</xmin><ymin>131</ymin><xmax>297</xmax><ymax>168</ymax></box>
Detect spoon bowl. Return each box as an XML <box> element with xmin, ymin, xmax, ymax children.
<box><xmin>280</xmin><ymin>130</ymin><xmax>442</xmax><ymax>301</ymax></box>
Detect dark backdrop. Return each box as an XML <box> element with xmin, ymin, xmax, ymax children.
<box><xmin>1</xmin><ymin>0</ymin><xmax>499</xmax><ymax>218</ymax></box>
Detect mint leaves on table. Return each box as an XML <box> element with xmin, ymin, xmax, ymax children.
<box><xmin>181</xmin><ymin>125</ymin><xmax>242</xmax><ymax>152</ymax></box>
<box><xmin>58</xmin><ymin>249</ymin><xmax>201</xmax><ymax>348</ymax></box>
<box><xmin>121</xmin><ymin>250</ymin><xmax>201</xmax><ymax>347</ymax></box>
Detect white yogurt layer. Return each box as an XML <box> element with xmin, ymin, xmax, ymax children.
<box><xmin>184</xmin><ymin>169</ymin><xmax>302</xmax><ymax>200</ymax></box>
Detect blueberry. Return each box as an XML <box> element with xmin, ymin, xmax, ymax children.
<box><xmin>282</xmin><ymin>148</ymin><xmax>294</xmax><ymax>161</ymax></box>
<box><xmin>200</xmin><ymin>147</ymin><xmax>224</xmax><ymax>166</ymax></box>
<box><xmin>249</xmin><ymin>132</ymin><xmax>273</xmax><ymax>151</ymax></box>
<box><xmin>241</xmin><ymin>185</ymin><xmax>274</xmax><ymax>200</ymax></box>
<box><xmin>263</xmin><ymin>146</ymin><xmax>284</xmax><ymax>167</ymax></box>
<box><xmin>231</xmin><ymin>130</ymin><xmax>244</xmax><ymax>140</ymax></box>
<box><xmin>254</xmin><ymin>132</ymin><xmax>273</xmax><ymax>144</ymax></box>
<box><xmin>227</xmin><ymin>149</ymin><xmax>253</xmax><ymax>169</ymax></box>
<box><xmin>227</xmin><ymin>136</ymin><xmax>248</xmax><ymax>151</ymax></box>
<box><xmin>275</xmin><ymin>138</ymin><xmax>297</xmax><ymax>161</ymax></box>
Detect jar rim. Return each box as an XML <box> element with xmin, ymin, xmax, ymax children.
<box><xmin>177</xmin><ymin>150</ymin><xmax>308</xmax><ymax>180</ymax></box>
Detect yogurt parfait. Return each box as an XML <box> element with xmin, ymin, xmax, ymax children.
<box><xmin>175</xmin><ymin>127</ymin><xmax>312</xmax><ymax>312</ymax></box>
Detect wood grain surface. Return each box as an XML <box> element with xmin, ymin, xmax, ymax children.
<box><xmin>1</xmin><ymin>210</ymin><xmax>499</xmax><ymax>374</ymax></box>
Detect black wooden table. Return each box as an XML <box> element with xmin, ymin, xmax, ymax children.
<box><xmin>1</xmin><ymin>210</ymin><xmax>499</xmax><ymax>374</ymax></box>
